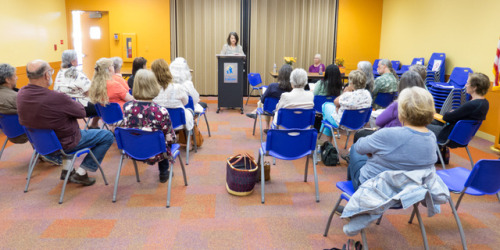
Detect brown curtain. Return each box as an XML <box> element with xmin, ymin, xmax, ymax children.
<box><xmin>249</xmin><ymin>0</ymin><xmax>336</xmax><ymax>86</ymax></box>
<box><xmin>174</xmin><ymin>0</ymin><xmax>241</xmax><ymax>95</ymax></box>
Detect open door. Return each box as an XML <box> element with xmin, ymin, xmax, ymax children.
<box><xmin>79</xmin><ymin>11</ymin><xmax>110</xmax><ymax>79</ymax></box>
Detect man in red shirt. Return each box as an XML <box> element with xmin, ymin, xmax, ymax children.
<box><xmin>17</xmin><ymin>59</ymin><xmax>114</xmax><ymax>186</ymax></box>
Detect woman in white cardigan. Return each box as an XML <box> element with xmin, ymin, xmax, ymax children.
<box><xmin>151</xmin><ymin>59</ymin><xmax>194</xmax><ymax>130</ymax></box>
<box><xmin>169</xmin><ymin>57</ymin><xmax>204</xmax><ymax>114</ymax></box>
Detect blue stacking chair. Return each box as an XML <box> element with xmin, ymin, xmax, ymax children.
<box><xmin>396</xmin><ymin>57</ymin><xmax>425</xmax><ymax>76</ymax></box>
<box><xmin>113</xmin><ymin>128</ymin><xmax>188</xmax><ymax>207</ymax></box>
<box><xmin>272</xmin><ymin>108</ymin><xmax>315</xmax><ymax>130</ymax></box>
<box><xmin>426</xmin><ymin>53</ymin><xmax>446</xmax><ymax>83</ymax></box>
<box><xmin>437</xmin><ymin>120</ymin><xmax>482</xmax><ymax>170</ymax></box>
<box><xmin>428</xmin><ymin>67</ymin><xmax>471</xmax><ymax>111</ymax></box>
<box><xmin>437</xmin><ymin>159</ymin><xmax>500</xmax><ymax>208</ymax></box>
<box><xmin>323</xmin><ymin>180</ymin><xmax>467</xmax><ymax>250</ymax></box>
<box><xmin>373</xmin><ymin>92</ymin><xmax>396</xmax><ymax>108</ymax></box>
<box><xmin>167</xmin><ymin>108</ymin><xmax>196</xmax><ymax>165</ymax></box>
<box><xmin>23</xmin><ymin>127</ymin><xmax>108</xmax><ymax>204</ymax></box>
<box><xmin>319</xmin><ymin>107</ymin><xmax>372</xmax><ymax>150</ymax></box>
<box><xmin>429</xmin><ymin>67</ymin><xmax>472</xmax><ymax>89</ymax></box>
<box><xmin>258</xmin><ymin>129</ymin><xmax>319</xmax><ymax>203</ymax></box>
<box><xmin>185</xmin><ymin>96</ymin><xmax>210</xmax><ymax>137</ymax></box>
<box><xmin>391</xmin><ymin>60</ymin><xmax>401</xmax><ymax>71</ymax></box>
<box><xmin>246</xmin><ymin>73</ymin><xmax>266</xmax><ymax>105</ymax></box>
<box><xmin>372</xmin><ymin>59</ymin><xmax>381</xmax><ymax>77</ymax></box>
<box><xmin>0</xmin><ymin>114</ymin><xmax>26</xmax><ymax>160</ymax></box>
<box><xmin>253</xmin><ymin>97</ymin><xmax>279</xmax><ymax>137</ymax></box>
<box><xmin>95</xmin><ymin>103</ymin><xmax>124</xmax><ymax>130</ymax></box>
<box><xmin>313</xmin><ymin>95</ymin><xmax>336</xmax><ymax>113</ymax></box>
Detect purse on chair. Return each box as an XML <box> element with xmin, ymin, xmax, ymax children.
<box><xmin>226</xmin><ymin>153</ymin><xmax>258</xmax><ymax>196</ymax></box>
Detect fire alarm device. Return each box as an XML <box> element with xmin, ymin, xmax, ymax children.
<box><xmin>114</xmin><ymin>33</ymin><xmax>120</xmax><ymax>41</ymax></box>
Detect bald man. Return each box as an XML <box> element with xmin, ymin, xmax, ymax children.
<box><xmin>17</xmin><ymin>60</ymin><xmax>114</xmax><ymax>186</ymax></box>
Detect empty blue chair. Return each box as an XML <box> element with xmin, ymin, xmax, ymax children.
<box><xmin>113</xmin><ymin>128</ymin><xmax>188</xmax><ymax>207</ymax></box>
<box><xmin>23</xmin><ymin>127</ymin><xmax>108</xmax><ymax>204</ymax></box>
<box><xmin>167</xmin><ymin>107</ymin><xmax>196</xmax><ymax>165</ymax></box>
<box><xmin>437</xmin><ymin>159</ymin><xmax>500</xmax><ymax>208</ymax></box>
<box><xmin>0</xmin><ymin>114</ymin><xmax>26</xmax><ymax>160</ymax></box>
<box><xmin>313</xmin><ymin>95</ymin><xmax>336</xmax><ymax>113</ymax></box>
<box><xmin>246</xmin><ymin>73</ymin><xmax>266</xmax><ymax>105</ymax></box>
<box><xmin>372</xmin><ymin>59</ymin><xmax>381</xmax><ymax>77</ymax></box>
<box><xmin>253</xmin><ymin>96</ymin><xmax>279</xmax><ymax>137</ymax></box>
<box><xmin>272</xmin><ymin>108</ymin><xmax>315</xmax><ymax>130</ymax></box>
<box><xmin>426</xmin><ymin>53</ymin><xmax>446</xmax><ymax>83</ymax></box>
<box><xmin>185</xmin><ymin>96</ymin><xmax>211</xmax><ymax>137</ymax></box>
<box><xmin>373</xmin><ymin>92</ymin><xmax>396</xmax><ymax>108</ymax></box>
<box><xmin>429</xmin><ymin>67</ymin><xmax>472</xmax><ymax>89</ymax></box>
<box><xmin>437</xmin><ymin>120</ymin><xmax>482</xmax><ymax>169</ymax></box>
<box><xmin>391</xmin><ymin>60</ymin><xmax>401</xmax><ymax>70</ymax></box>
<box><xmin>95</xmin><ymin>102</ymin><xmax>124</xmax><ymax>130</ymax></box>
<box><xmin>319</xmin><ymin>107</ymin><xmax>372</xmax><ymax>150</ymax></box>
<box><xmin>258</xmin><ymin>129</ymin><xmax>319</xmax><ymax>203</ymax></box>
<box><xmin>396</xmin><ymin>57</ymin><xmax>425</xmax><ymax>76</ymax></box>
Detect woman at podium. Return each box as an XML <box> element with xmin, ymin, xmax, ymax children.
<box><xmin>220</xmin><ymin>32</ymin><xmax>245</xmax><ymax>55</ymax></box>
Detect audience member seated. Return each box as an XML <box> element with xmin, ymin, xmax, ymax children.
<box><xmin>151</xmin><ymin>59</ymin><xmax>194</xmax><ymax>130</ymax></box>
<box><xmin>17</xmin><ymin>59</ymin><xmax>114</xmax><ymax>186</ymax></box>
<box><xmin>372</xmin><ymin>59</ymin><xmax>398</xmax><ymax>109</ymax></box>
<box><xmin>127</xmin><ymin>57</ymin><xmax>147</xmax><ymax>90</ymax></box>
<box><xmin>111</xmin><ymin>57</ymin><xmax>130</xmax><ymax>92</ymax></box>
<box><xmin>308</xmin><ymin>54</ymin><xmax>325</xmax><ymax>73</ymax></box>
<box><xmin>54</xmin><ymin>50</ymin><xmax>100</xmax><ymax>128</ymax></box>
<box><xmin>245</xmin><ymin>64</ymin><xmax>293</xmax><ymax>130</ymax></box>
<box><xmin>0</xmin><ymin>63</ymin><xmax>28</xmax><ymax>143</ymax></box>
<box><xmin>347</xmin><ymin>87</ymin><xmax>437</xmax><ymax>190</ymax></box>
<box><xmin>123</xmin><ymin>69</ymin><xmax>177</xmax><ymax>183</ymax></box>
<box><xmin>321</xmin><ymin>70</ymin><xmax>372</xmax><ymax>139</ymax></box>
<box><xmin>169</xmin><ymin>57</ymin><xmax>204</xmax><ymax>113</ymax></box>
<box><xmin>89</xmin><ymin>58</ymin><xmax>134</xmax><ymax>109</ymax></box>
<box><xmin>273</xmin><ymin>68</ymin><xmax>314</xmax><ymax>125</ymax></box>
<box><xmin>427</xmin><ymin>73</ymin><xmax>490</xmax><ymax>144</ymax></box>
<box><xmin>409</xmin><ymin>64</ymin><xmax>428</xmax><ymax>89</ymax></box>
<box><xmin>313</xmin><ymin>64</ymin><xmax>342</xmax><ymax>97</ymax></box>
<box><xmin>357</xmin><ymin>61</ymin><xmax>374</xmax><ymax>93</ymax></box>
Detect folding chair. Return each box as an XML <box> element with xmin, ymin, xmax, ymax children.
<box><xmin>113</xmin><ymin>128</ymin><xmax>188</xmax><ymax>207</ymax></box>
<box><xmin>95</xmin><ymin>103</ymin><xmax>124</xmax><ymax>130</ymax></box>
<box><xmin>272</xmin><ymin>108</ymin><xmax>315</xmax><ymax>130</ymax></box>
<box><xmin>258</xmin><ymin>129</ymin><xmax>319</xmax><ymax>203</ymax></box>
<box><xmin>246</xmin><ymin>73</ymin><xmax>266</xmax><ymax>105</ymax></box>
<box><xmin>323</xmin><ymin>180</ymin><xmax>467</xmax><ymax>250</ymax></box>
<box><xmin>313</xmin><ymin>95</ymin><xmax>336</xmax><ymax>114</ymax></box>
<box><xmin>167</xmin><ymin>108</ymin><xmax>197</xmax><ymax>165</ymax></box>
<box><xmin>185</xmin><ymin>96</ymin><xmax>210</xmax><ymax>137</ymax></box>
<box><xmin>0</xmin><ymin>114</ymin><xmax>26</xmax><ymax>160</ymax></box>
<box><xmin>319</xmin><ymin>107</ymin><xmax>372</xmax><ymax>150</ymax></box>
<box><xmin>373</xmin><ymin>92</ymin><xmax>396</xmax><ymax>108</ymax></box>
<box><xmin>437</xmin><ymin>159</ymin><xmax>500</xmax><ymax>209</ymax></box>
<box><xmin>23</xmin><ymin>127</ymin><xmax>108</xmax><ymax>204</ymax></box>
<box><xmin>437</xmin><ymin>120</ymin><xmax>482</xmax><ymax>169</ymax></box>
<box><xmin>252</xmin><ymin>97</ymin><xmax>279</xmax><ymax>137</ymax></box>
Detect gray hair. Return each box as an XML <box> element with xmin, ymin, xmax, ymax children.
<box><xmin>169</xmin><ymin>57</ymin><xmax>192</xmax><ymax>84</ymax></box>
<box><xmin>314</xmin><ymin>54</ymin><xmax>321</xmax><ymax>60</ymax></box>
<box><xmin>61</xmin><ymin>50</ymin><xmax>78</xmax><ymax>68</ymax></box>
<box><xmin>409</xmin><ymin>64</ymin><xmax>427</xmax><ymax>82</ymax></box>
<box><xmin>398</xmin><ymin>71</ymin><xmax>425</xmax><ymax>93</ymax></box>
<box><xmin>379</xmin><ymin>59</ymin><xmax>398</xmax><ymax>80</ymax></box>
<box><xmin>111</xmin><ymin>57</ymin><xmax>123</xmax><ymax>72</ymax></box>
<box><xmin>26</xmin><ymin>60</ymin><xmax>50</xmax><ymax>79</ymax></box>
<box><xmin>289</xmin><ymin>68</ymin><xmax>308</xmax><ymax>88</ymax></box>
<box><xmin>0</xmin><ymin>63</ymin><xmax>16</xmax><ymax>85</ymax></box>
<box><xmin>357</xmin><ymin>61</ymin><xmax>374</xmax><ymax>92</ymax></box>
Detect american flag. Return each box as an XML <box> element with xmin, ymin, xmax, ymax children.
<box><xmin>494</xmin><ymin>39</ymin><xmax>500</xmax><ymax>90</ymax></box>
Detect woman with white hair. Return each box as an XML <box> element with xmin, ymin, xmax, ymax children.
<box><xmin>169</xmin><ymin>57</ymin><xmax>204</xmax><ymax>113</ymax></box>
<box><xmin>309</xmin><ymin>54</ymin><xmax>325</xmax><ymax>73</ymax></box>
<box><xmin>273</xmin><ymin>68</ymin><xmax>314</xmax><ymax>124</ymax></box>
<box><xmin>111</xmin><ymin>56</ymin><xmax>130</xmax><ymax>92</ymax></box>
<box><xmin>54</xmin><ymin>50</ymin><xmax>100</xmax><ymax>128</ymax></box>
<box><xmin>357</xmin><ymin>61</ymin><xmax>374</xmax><ymax>93</ymax></box>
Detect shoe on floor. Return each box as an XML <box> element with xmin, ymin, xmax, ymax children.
<box><xmin>340</xmin><ymin>153</ymin><xmax>350</xmax><ymax>164</ymax></box>
<box><xmin>246</xmin><ymin>113</ymin><xmax>257</xmax><ymax>119</ymax></box>
<box><xmin>40</xmin><ymin>154</ymin><xmax>62</xmax><ymax>166</ymax></box>
<box><xmin>159</xmin><ymin>171</ymin><xmax>173</xmax><ymax>183</ymax></box>
<box><xmin>60</xmin><ymin>169</ymin><xmax>76</xmax><ymax>180</ymax></box>
<box><xmin>263</xmin><ymin>129</ymin><xmax>269</xmax><ymax>134</ymax></box>
<box><xmin>69</xmin><ymin>172</ymin><xmax>96</xmax><ymax>186</ymax></box>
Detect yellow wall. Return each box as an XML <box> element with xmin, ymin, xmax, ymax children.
<box><xmin>65</xmin><ymin>0</ymin><xmax>171</xmax><ymax>70</ymax></box>
<box><xmin>337</xmin><ymin>0</ymin><xmax>383</xmax><ymax>73</ymax></box>
<box><xmin>0</xmin><ymin>0</ymin><xmax>68</xmax><ymax>66</ymax></box>
<box><xmin>379</xmin><ymin>0</ymin><xmax>500</xmax><ymax>137</ymax></box>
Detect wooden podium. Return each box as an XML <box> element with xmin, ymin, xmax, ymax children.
<box><xmin>216</xmin><ymin>54</ymin><xmax>246</xmax><ymax>114</ymax></box>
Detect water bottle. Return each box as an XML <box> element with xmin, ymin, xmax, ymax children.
<box><xmin>273</xmin><ymin>63</ymin><xmax>277</xmax><ymax>74</ymax></box>
<box><xmin>318</xmin><ymin>65</ymin><xmax>323</xmax><ymax>75</ymax></box>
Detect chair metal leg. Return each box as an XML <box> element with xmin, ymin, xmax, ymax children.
<box><xmin>318</xmin><ymin>126</ymin><xmax>325</xmax><ymax>140</ymax></box>
<box><xmin>27</xmin><ymin>151</ymin><xmax>37</xmax><ymax>180</ymax></box>
<box><xmin>89</xmin><ymin>150</ymin><xmax>108</xmax><ymax>185</ymax></box>
<box><xmin>112</xmin><ymin>155</ymin><xmax>125</xmax><ymax>202</ymax></box>
<box><xmin>0</xmin><ymin>138</ymin><xmax>8</xmax><ymax>160</ymax></box>
<box><xmin>59</xmin><ymin>156</ymin><xmax>78</xmax><ymax>204</ymax></box>
<box><xmin>496</xmin><ymin>192</ymin><xmax>500</xmax><ymax>202</ymax></box>
<box><xmin>304</xmin><ymin>155</ymin><xmax>309</xmax><ymax>182</ymax></box>
<box><xmin>203</xmin><ymin>113</ymin><xmax>211</xmax><ymax>137</ymax></box>
<box><xmin>132</xmin><ymin>160</ymin><xmax>140</xmax><ymax>182</ymax></box>
<box><xmin>252</xmin><ymin>116</ymin><xmax>258</xmax><ymax>136</ymax></box>
<box><xmin>185</xmin><ymin>129</ymin><xmax>191</xmax><ymax>165</ymax></box>
<box><xmin>273</xmin><ymin>157</ymin><xmax>276</xmax><ymax>165</ymax></box>
<box><xmin>258</xmin><ymin>113</ymin><xmax>263</xmax><ymax>144</ymax></box>
<box><xmin>260</xmin><ymin>149</ymin><xmax>265</xmax><ymax>204</ymax></box>
<box><xmin>331</xmin><ymin>132</ymin><xmax>340</xmax><ymax>163</ymax></box>
<box><xmin>178</xmin><ymin>155</ymin><xmax>188</xmax><ymax>186</ymax></box>
<box><xmin>455</xmin><ymin>188</ymin><xmax>467</xmax><ymax>210</ymax></box>
<box><xmin>191</xmin><ymin>129</ymin><xmax>198</xmax><ymax>153</ymax></box>
<box><xmin>408</xmin><ymin>207</ymin><xmax>416</xmax><ymax>224</ymax></box>
<box><xmin>312</xmin><ymin>152</ymin><xmax>319</xmax><ymax>202</ymax></box>
<box><xmin>413</xmin><ymin>204</ymin><xmax>430</xmax><ymax>250</ymax></box>
<box><xmin>465</xmin><ymin>146</ymin><xmax>474</xmax><ymax>169</ymax></box>
<box><xmin>376</xmin><ymin>214</ymin><xmax>383</xmax><ymax>225</ymax></box>
<box><xmin>437</xmin><ymin>147</ymin><xmax>446</xmax><ymax>169</ymax></box>
<box><xmin>246</xmin><ymin>89</ymin><xmax>255</xmax><ymax>105</ymax></box>
<box><xmin>24</xmin><ymin>153</ymin><xmax>40</xmax><ymax>193</ymax></box>
<box><xmin>344</xmin><ymin>131</ymin><xmax>351</xmax><ymax>149</ymax></box>
<box><xmin>324</xmin><ymin>196</ymin><xmax>343</xmax><ymax>237</ymax></box>
<box><xmin>361</xmin><ymin>229</ymin><xmax>369</xmax><ymax>250</ymax></box>
<box><xmin>166</xmin><ymin>160</ymin><xmax>175</xmax><ymax>208</ymax></box>
<box><xmin>448</xmin><ymin>197</ymin><xmax>468</xmax><ymax>250</ymax></box>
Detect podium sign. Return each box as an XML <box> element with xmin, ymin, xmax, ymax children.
<box><xmin>223</xmin><ymin>63</ymin><xmax>238</xmax><ymax>83</ymax></box>
<box><xmin>216</xmin><ymin>54</ymin><xmax>246</xmax><ymax>114</ymax></box>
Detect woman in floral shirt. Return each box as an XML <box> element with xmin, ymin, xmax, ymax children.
<box><xmin>123</xmin><ymin>69</ymin><xmax>176</xmax><ymax>183</ymax></box>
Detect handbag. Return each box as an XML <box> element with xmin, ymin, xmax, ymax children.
<box><xmin>226</xmin><ymin>153</ymin><xmax>258</xmax><ymax>196</ymax></box>
<box><xmin>177</xmin><ymin>124</ymin><xmax>204</xmax><ymax>147</ymax></box>
<box><xmin>321</xmin><ymin>141</ymin><xmax>340</xmax><ymax>166</ymax></box>
<box><xmin>256</xmin><ymin>160</ymin><xmax>271</xmax><ymax>182</ymax></box>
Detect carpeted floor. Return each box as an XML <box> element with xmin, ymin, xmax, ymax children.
<box><xmin>0</xmin><ymin>97</ymin><xmax>499</xmax><ymax>249</ymax></box>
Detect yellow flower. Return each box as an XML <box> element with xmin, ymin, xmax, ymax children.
<box><xmin>284</xmin><ymin>57</ymin><xmax>297</xmax><ymax>65</ymax></box>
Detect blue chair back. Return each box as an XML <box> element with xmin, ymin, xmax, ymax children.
<box><xmin>262</xmin><ymin>97</ymin><xmax>279</xmax><ymax>115</ymax></box>
<box><xmin>0</xmin><ymin>114</ymin><xmax>25</xmax><ymax>138</ymax></box>
<box><xmin>411</xmin><ymin>57</ymin><xmax>425</xmax><ymax>65</ymax></box>
<box><xmin>115</xmin><ymin>127</ymin><xmax>167</xmax><ymax>160</ymax></box>
<box><xmin>447</xmin><ymin>120</ymin><xmax>482</xmax><ymax>146</ymax></box>
<box><xmin>167</xmin><ymin>108</ymin><xmax>187</xmax><ymax>130</ymax></box>
<box><xmin>339</xmin><ymin>107</ymin><xmax>372</xmax><ymax>130</ymax></box>
<box><xmin>448</xmin><ymin>67</ymin><xmax>473</xmax><ymax>89</ymax></box>
<box><xmin>465</xmin><ymin>159</ymin><xmax>500</xmax><ymax>195</ymax></box>
<box><xmin>427</xmin><ymin>53</ymin><xmax>446</xmax><ymax>82</ymax></box>
<box><xmin>265</xmin><ymin>129</ymin><xmax>317</xmax><ymax>160</ymax></box>
<box><xmin>276</xmin><ymin>109</ymin><xmax>315</xmax><ymax>129</ymax></box>
<box><xmin>185</xmin><ymin>96</ymin><xmax>195</xmax><ymax>110</ymax></box>
<box><xmin>24</xmin><ymin>127</ymin><xmax>62</xmax><ymax>156</ymax></box>
<box><xmin>313</xmin><ymin>95</ymin><xmax>336</xmax><ymax>113</ymax></box>
<box><xmin>95</xmin><ymin>103</ymin><xmax>124</xmax><ymax>125</ymax></box>
<box><xmin>247</xmin><ymin>73</ymin><xmax>263</xmax><ymax>87</ymax></box>
<box><xmin>372</xmin><ymin>59</ymin><xmax>381</xmax><ymax>71</ymax></box>
<box><xmin>391</xmin><ymin>60</ymin><xmax>400</xmax><ymax>70</ymax></box>
<box><xmin>374</xmin><ymin>92</ymin><xmax>396</xmax><ymax>108</ymax></box>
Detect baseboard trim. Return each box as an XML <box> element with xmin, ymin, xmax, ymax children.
<box><xmin>475</xmin><ymin>130</ymin><xmax>495</xmax><ymax>142</ymax></box>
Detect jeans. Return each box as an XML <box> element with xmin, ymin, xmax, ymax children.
<box><xmin>321</xmin><ymin>102</ymin><xmax>339</xmax><ymax>137</ymax></box>
<box><xmin>158</xmin><ymin>159</ymin><xmax>169</xmax><ymax>176</ymax></box>
<box><xmin>347</xmin><ymin>143</ymin><xmax>368</xmax><ymax>191</ymax></box>
<box><xmin>64</xmin><ymin>129</ymin><xmax>114</xmax><ymax>172</ymax></box>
